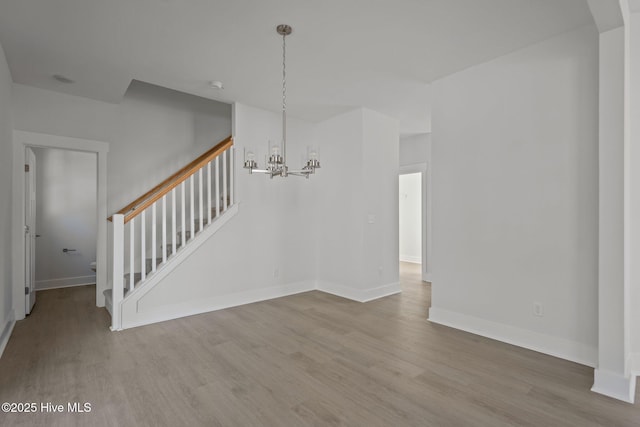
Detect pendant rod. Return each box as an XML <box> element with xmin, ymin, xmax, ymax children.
<box><xmin>282</xmin><ymin>29</ymin><xmax>287</xmax><ymax>168</ymax></box>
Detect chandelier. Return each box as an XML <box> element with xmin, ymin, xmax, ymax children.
<box><xmin>244</xmin><ymin>24</ymin><xmax>321</xmax><ymax>179</ymax></box>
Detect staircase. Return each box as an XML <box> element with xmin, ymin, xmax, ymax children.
<box><xmin>106</xmin><ymin>136</ymin><xmax>236</xmax><ymax>330</ymax></box>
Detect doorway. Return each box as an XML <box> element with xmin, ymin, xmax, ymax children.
<box><xmin>31</xmin><ymin>147</ymin><xmax>98</xmax><ymax>300</ymax></box>
<box><xmin>399</xmin><ymin>164</ymin><xmax>431</xmax><ymax>282</ymax></box>
<box><xmin>399</xmin><ymin>172</ymin><xmax>422</xmax><ymax>264</ymax></box>
<box><xmin>12</xmin><ymin>131</ymin><xmax>108</xmax><ymax>321</ymax></box>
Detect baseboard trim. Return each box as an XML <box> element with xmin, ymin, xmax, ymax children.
<box><xmin>0</xmin><ymin>310</ymin><xmax>16</xmax><ymax>359</ymax></box>
<box><xmin>36</xmin><ymin>275</ymin><xmax>96</xmax><ymax>290</ymax></box>
<box><xmin>317</xmin><ymin>281</ymin><xmax>401</xmax><ymax>303</ymax></box>
<box><xmin>592</xmin><ymin>369</ymin><xmax>637</xmax><ymax>403</ymax></box>
<box><xmin>428</xmin><ymin>307</ymin><xmax>597</xmax><ymax>367</ymax></box>
<box><xmin>120</xmin><ymin>277</ymin><xmax>402</xmax><ymax>329</ymax></box>
<box><xmin>121</xmin><ymin>280</ymin><xmax>315</xmax><ymax>330</ymax></box>
<box><xmin>399</xmin><ymin>255</ymin><xmax>421</xmax><ymax>264</ymax></box>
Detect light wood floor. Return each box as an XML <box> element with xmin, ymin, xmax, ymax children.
<box><xmin>1</xmin><ymin>263</ymin><xmax>640</xmax><ymax>426</ymax></box>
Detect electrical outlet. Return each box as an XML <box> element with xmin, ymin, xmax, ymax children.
<box><xmin>273</xmin><ymin>267</ymin><xmax>279</xmax><ymax>279</ymax></box>
<box><xmin>533</xmin><ymin>302</ymin><xmax>543</xmax><ymax>317</ymax></box>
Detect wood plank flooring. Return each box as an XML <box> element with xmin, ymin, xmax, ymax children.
<box><xmin>1</xmin><ymin>262</ymin><xmax>639</xmax><ymax>426</ymax></box>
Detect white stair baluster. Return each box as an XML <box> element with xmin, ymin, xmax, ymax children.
<box><xmin>207</xmin><ymin>161</ymin><xmax>212</xmax><ymax>224</ymax></box>
<box><xmin>109</xmin><ymin>138</ymin><xmax>235</xmax><ymax>331</ymax></box>
<box><xmin>140</xmin><ymin>210</ymin><xmax>146</xmax><ymax>282</ymax></box>
<box><xmin>215</xmin><ymin>157</ymin><xmax>220</xmax><ymax>217</ymax></box>
<box><xmin>162</xmin><ymin>195</ymin><xmax>167</xmax><ymax>264</ymax></box>
<box><xmin>189</xmin><ymin>175</ymin><xmax>195</xmax><ymax>239</ymax></box>
<box><xmin>229</xmin><ymin>147</ymin><xmax>236</xmax><ymax>205</ymax></box>
<box><xmin>181</xmin><ymin>181</ymin><xmax>186</xmax><ymax>247</ymax></box>
<box><xmin>223</xmin><ymin>150</ymin><xmax>228</xmax><ymax>211</ymax></box>
<box><xmin>151</xmin><ymin>203</ymin><xmax>157</xmax><ymax>273</ymax></box>
<box><xmin>198</xmin><ymin>168</ymin><xmax>203</xmax><ymax>233</ymax></box>
<box><xmin>171</xmin><ymin>188</ymin><xmax>176</xmax><ymax>255</ymax></box>
<box><xmin>129</xmin><ymin>216</ymin><xmax>135</xmax><ymax>291</ymax></box>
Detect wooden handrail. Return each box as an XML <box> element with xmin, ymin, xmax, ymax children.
<box><xmin>108</xmin><ymin>135</ymin><xmax>233</xmax><ymax>223</ymax></box>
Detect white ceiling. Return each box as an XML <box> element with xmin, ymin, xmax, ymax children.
<box><xmin>0</xmin><ymin>0</ymin><xmax>595</xmax><ymax>135</ymax></box>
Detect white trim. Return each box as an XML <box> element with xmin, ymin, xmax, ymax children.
<box><xmin>117</xmin><ymin>272</ymin><xmax>402</xmax><ymax>330</ymax></box>
<box><xmin>121</xmin><ymin>280</ymin><xmax>315</xmax><ymax>330</ymax></box>
<box><xmin>120</xmin><ymin>204</ymin><xmax>238</xmax><ymax>303</ymax></box>
<box><xmin>428</xmin><ymin>307</ymin><xmax>597</xmax><ymax>367</ymax></box>
<box><xmin>110</xmin><ymin>214</ymin><xmax>124</xmax><ymax>330</ymax></box>
<box><xmin>399</xmin><ymin>162</ymin><xmax>431</xmax><ymax>283</ymax></box>
<box><xmin>317</xmin><ymin>281</ymin><xmax>401</xmax><ymax>303</ymax></box>
<box><xmin>116</xmin><ymin>204</ymin><xmax>239</xmax><ymax>330</ymax></box>
<box><xmin>12</xmin><ymin>131</ymin><xmax>109</xmax><ymax>322</ymax></box>
<box><xmin>0</xmin><ymin>310</ymin><xmax>16</xmax><ymax>359</ymax></box>
<box><xmin>399</xmin><ymin>255</ymin><xmax>421</xmax><ymax>264</ymax></box>
<box><xmin>35</xmin><ymin>275</ymin><xmax>96</xmax><ymax>290</ymax></box>
<box><xmin>117</xmin><ymin>276</ymin><xmax>403</xmax><ymax>330</ymax></box>
<box><xmin>592</xmin><ymin>369</ymin><xmax>637</xmax><ymax>403</ymax></box>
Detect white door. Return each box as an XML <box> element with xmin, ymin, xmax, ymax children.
<box><xmin>25</xmin><ymin>147</ymin><xmax>37</xmax><ymax>314</ymax></box>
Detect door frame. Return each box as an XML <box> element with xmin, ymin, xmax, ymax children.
<box><xmin>399</xmin><ymin>162</ymin><xmax>431</xmax><ymax>282</ymax></box>
<box><xmin>12</xmin><ymin>131</ymin><xmax>109</xmax><ymax>320</ymax></box>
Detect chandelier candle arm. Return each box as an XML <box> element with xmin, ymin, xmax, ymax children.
<box><xmin>243</xmin><ymin>24</ymin><xmax>321</xmax><ymax>179</ymax></box>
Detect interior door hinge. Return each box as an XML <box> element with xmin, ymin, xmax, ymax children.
<box><xmin>24</xmin><ymin>164</ymin><xmax>29</xmax><ymax>172</ymax></box>
<box><xmin>25</xmin><ymin>286</ymin><xmax>29</xmax><ymax>295</ymax></box>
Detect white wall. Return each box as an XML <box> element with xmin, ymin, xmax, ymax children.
<box><xmin>12</xmin><ymin>85</ymin><xmax>115</xmax><ymax>295</ymax></box>
<box><xmin>399</xmin><ymin>173</ymin><xmax>421</xmax><ymax>263</ymax></box>
<box><xmin>120</xmin><ymin>103</ymin><xmax>317</xmax><ymax>326</ymax></box>
<box><xmin>400</xmin><ymin>133</ymin><xmax>431</xmax><ymax>167</ymax></box>
<box><xmin>112</xmin><ymin>82</ymin><xmax>232</xmax><ymax>275</ymax></box>
<box><xmin>10</xmin><ymin>78</ymin><xmax>398</xmax><ymax>328</ymax></box>
<box><xmin>629</xmin><ymin>9</ymin><xmax>640</xmax><ymax>375</ymax></box>
<box><xmin>313</xmin><ymin>110</ymin><xmax>364</xmax><ymax>290</ymax></box>
<box><xmin>11</xmin><ymin>81</ymin><xmax>232</xmax><ymax>215</ymax></box>
<box><xmin>111</xmin><ymin>81</ymin><xmax>231</xmax><ymax>212</ymax></box>
<box><xmin>314</xmin><ymin>108</ymin><xmax>400</xmax><ymax>301</ymax></box>
<box><xmin>33</xmin><ymin>148</ymin><xmax>97</xmax><ymax>289</ymax></box>
<box><xmin>0</xmin><ymin>41</ymin><xmax>15</xmax><ymax>354</ymax></box>
<box><xmin>429</xmin><ymin>25</ymin><xmax>599</xmax><ymax>365</ymax></box>
<box><xmin>12</xmin><ymin>83</ymin><xmax>118</xmax><ymax>143</ymax></box>
<box><xmin>362</xmin><ymin>110</ymin><xmax>401</xmax><ymax>291</ymax></box>
<box><xmin>596</xmin><ymin>25</ymin><xmax>626</xmax><ymax>378</ymax></box>
<box><xmin>11</xmin><ymin>82</ymin><xmax>232</xmax><ymax>301</ymax></box>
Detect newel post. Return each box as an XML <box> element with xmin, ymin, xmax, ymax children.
<box><xmin>111</xmin><ymin>214</ymin><xmax>124</xmax><ymax>331</ymax></box>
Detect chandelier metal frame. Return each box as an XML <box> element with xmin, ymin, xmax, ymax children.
<box><xmin>244</xmin><ymin>24</ymin><xmax>321</xmax><ymax>179</ymax></box>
